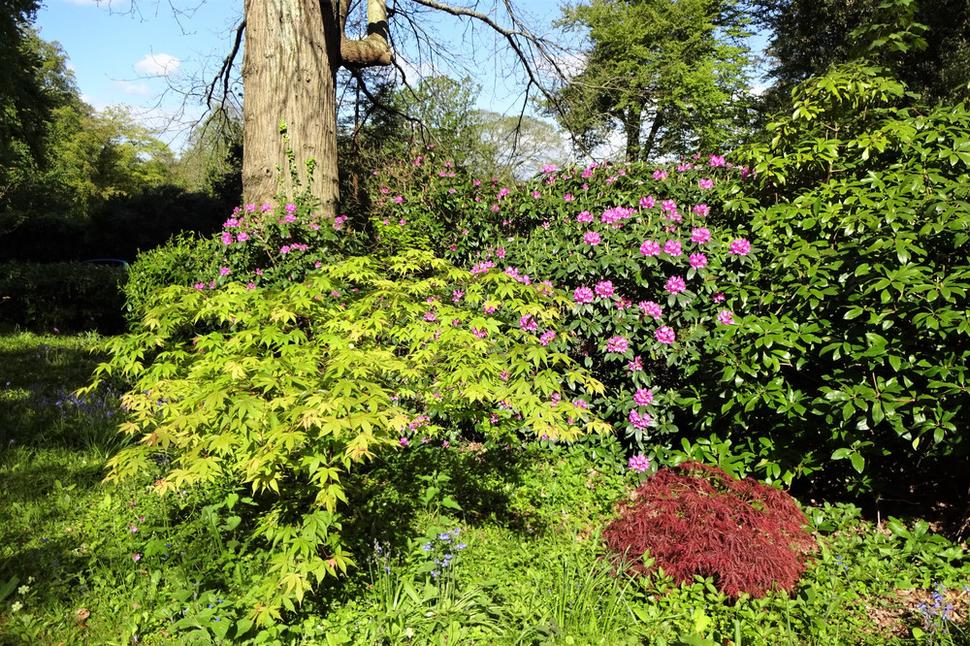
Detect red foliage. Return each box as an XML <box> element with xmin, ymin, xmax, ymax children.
<box><xmin>603</xmin><ymin>462</ymin><xmax>816</xmax><ymax>598</ymax></box>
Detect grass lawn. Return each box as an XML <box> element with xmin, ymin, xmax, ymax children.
<box><xmin>0</xmin><ymin>333</ymin><xmax>967</xmax><ymax>644</ymax></box>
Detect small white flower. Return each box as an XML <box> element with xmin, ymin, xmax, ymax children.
<box><xmin>17</xmin><ymin>585</ymin><xmax>29</xmax><ymax>596</ymax></box>
<box><xmin>10</xmin><ymin>601</ymin><xmax>22</xmax><ymax>612</ymax></box>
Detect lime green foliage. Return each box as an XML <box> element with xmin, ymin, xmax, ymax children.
<box><xmin>88</xmin><ymin>250</ymin><xmax>607</xmax><ymax>621</ymax></box>
<box><xmin>708</xmin><ymin>63</ymin><xmax>970</xmax><ymax>487</ymax></box>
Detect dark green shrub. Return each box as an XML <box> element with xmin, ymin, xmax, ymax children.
<box><xmin>0</xmin><ymin>261</ymin><xmax>126</xmax><ymax>333</ymax></box>
<box><xmin>124</xmin><ymin>233</ymin><xmax>220</xmax><ymax>322</ymax></box>
<box><xmin>705</xmin><ymin>64</ymin><xmax>970</xmax><ymax>488</ymax></box>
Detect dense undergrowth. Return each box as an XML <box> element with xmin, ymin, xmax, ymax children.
<box><xmin>0</xmin><ymin>333</ymin><xmax>968</xmax><ymax>643</ymax></box>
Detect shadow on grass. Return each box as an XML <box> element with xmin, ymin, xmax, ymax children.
<box><xmin>0</xmin><ymin>333</ymin><xmax>125</xmax><ymax>456</ymax></box>
<box><xmin>341</xmin><ymin>442</ymin><xmax>542</xmax><ymax>558</ymax></box>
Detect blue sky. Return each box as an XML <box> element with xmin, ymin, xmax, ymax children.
<box><xmin>35</xmin><ymin>0</ymin><xmax>569</xmax><ymax>150</ymax></box>
<box><xmin>35</xmin><ymin>1</ymin><xmax>766</xmax><ymax>155</ymax></box>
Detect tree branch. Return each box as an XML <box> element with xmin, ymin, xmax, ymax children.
<box><xmin>204</xmin><ymin>18</ymin><xmax>245</xmax><ymax>109</ymax></box>
<box><xmin>341</xmin><ymin>0</ymin><xmax>394</xmax><ymax>67</ymax></box>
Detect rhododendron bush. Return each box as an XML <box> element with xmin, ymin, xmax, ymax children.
<box><xmin>86</xmin><ymin>249</ymin><xmax>607</xmax><ymax>621</ymax></box>
<box><xmin>369</xmin><ymin>155</ymin><xmax>756</xmax><ymax>456</ymax></box>
<box><xmin>711</xmin><ymin>64</ymin><xmax>970</xmax><ymax>489</ymax></box>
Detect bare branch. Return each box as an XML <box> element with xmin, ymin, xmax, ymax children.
<box><xmin>204</xmin><ymin>18</ymin><xmax>245</xmax><ymax>110</ymax></box>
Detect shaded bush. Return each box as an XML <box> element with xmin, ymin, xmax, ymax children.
<box><xmin>603</xmin><ymin>462</ymin><xmax>816</xmax><ymax>598</ymax></box>
<box><xmin>123</xmin><ymin>233</ymin><xmax>220</xmax><ymax>322</ymax></box>
<box><xmin>0</xmin><ymin>261</ymin><xmax>125</xmax><ymax>333</ymax></box>
<box><xmin>707</xmin><ymin>64</ymin><xmax>970</xmax><ymax>489</ymax></box>
<box><xmin>0</xmin><ymin>186</ymin><xmax>229</xmax><ymax>263</ymax></box>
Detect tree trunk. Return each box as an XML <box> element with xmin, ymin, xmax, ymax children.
<box><xmin>623</xmin><ymin>107</ymin><xmax>642</xmax><ymax>163</ymax></box>
<box><xmin>242</xmin><ymin>0</ymin><xmax>342</xmax><ymax>214</ymax></box>
<box><xmin>643</xmin><ymin>112</ymin><xmax>663</xmax><ymax>161</ymax></box>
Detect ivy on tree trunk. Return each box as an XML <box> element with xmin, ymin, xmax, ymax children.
<box><xmin>241</xmin><ymin>0</ymin><xmax>392</xmax><ymax>216</ymax></box>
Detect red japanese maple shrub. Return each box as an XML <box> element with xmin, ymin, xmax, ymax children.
<box><xmin>603</xmin><ymin>462</ymin><xmax>816</xmax><ymax>598</ymax></box>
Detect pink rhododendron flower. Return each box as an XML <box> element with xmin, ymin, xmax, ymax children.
<box><xmin>581</xmin><ymin>166</ymin><xmax>594</xmax><ymax>178</ymax></box>
<box><xmin>423</xmin><ymin>311</ymin><xmax>438</xmax><ymax>322</ymax></box>
<box><xmin>392</xmin><ymin>195</ymin><xmax>404</xmax><ymax>204</ymax></box>
<box><xmin>399</xmin><ymin>437</ymin><xmax>410</xmax><ymax>447</ymax></box>
<box><xmin>539</xmin><ymin>330</ymin><xmax>556</xmax><ymax>346</ymax></box>
<box><xmin>576</xmin><ymin>210</ymin><xmax>593</xmax><ymax>223</ymax></box>
<box><xmin>663</xmin><ymin>240</ymin><xmax>683</xmax><ymax>256</ymax></box>
<box><xmin>652</xmin><ymin>169</ymin><xmax>668</xmax><ymax>180</ymax></box>
<box><xmin>717</xmin><ymin>309</ymin><xmax>735</xmax><ymax>325</ymax></box>
<box><xmin>542</xmin><ymin>164</ymin><xmax>558</xmax><ymax>173</ymax></box>
<box><xmin>519</xmin><ymin>314</ymin><xmax>539</xmax><ymax>332</ymax></box>
<box><xmin>573</xmin><ymin>398</ymin><xmax>589</xmax><ymax>409</ymax></box>
<box><xmin>655</xmin><ymin>326</ymin><xmax>676</xmax><ymax>345</ymax></box>
<box><xmin>691</xmin><ymin>227</ymin><xmax>711</xmax><ymax>244</ymax></box>
<box><xmin>531</xmin><ymin>190</ymin><xmax>542</xmax><ymax>198</ymax></box>
<box><xmin>606</xmin><ymin>335</ymin><xmax>629</xmax><ymax>353</ymax></box>
<box><xmin>594</xmin><ymin>280</ymin><xmax>615</xmax><ymax>298</ymax></box>
<box><xmin>452</xmin><ymin>289</ymin><xmax>464</xmax><ymax>302</ymax></box>
<box><xmin>221</xmin><ymin>232</ymin><xmax>233</xmax><ymax>245</ymax></box>
<box><xmin>333</xmin><ymin>215</ymin><xmax>348</xmax><ymax>230</ymax></box>
<box><xmin>633</xmin><ymin>388</ymin><xmax>654</xmax><ymax>406</ymax></box>
<box><xmin>628</xmin><ymin>409</ymin><xmax>653</xmax><ymax>429</ymax></box>
<box><xmin>689</xmin><ymin>253</ymin><xmax>708</xmax><ymax>269</ymax></box>
<box><xmin>677</xmin><ymin>163</ymin><xmax>693</xmax><ymax>172</ymax></box>
<box><xmin>237</xmin><ymin>231</ymin><xmax>249</xmax><ymax>241</ymax></box>
<box><xmin>490</xmin><ymin>204</ymin><xmax>501</xmax><ymax>213</ymax></box>
<box><xmin>246</xmin><ymin>282</ymin><xmax>256</xmax><ymax>290</ymax></box>
<box><xmin>245</xmin><ymin>203</ymin><xmax>257</xmax><ymax>212</ymax></box>
<box><xmin>583</xmin><ymin>231</ymin><xmax>602</xmax><ymax>245</ymax></box>
<box><xmin>640</xmin><ymin>240</ymin><xmax>661</xmax><ymax>256</ymax></box>
<box><xmin>640</xmin><ymin>195</ymin><xmax>655</xmax><ymax>209</ymax></box>
<box><xmin>662</xmin><ymin>199</ymin><xmax>677</xmax><ymax>213</ymax></box>
<box><xmin>628</xmin><ymin>355</ymin><xmax>644</xmax><ymax>372</ymax></box>
<box><xmin>574</xmin><ymin>286</ymin><xmax>595</xmax><ymax>304</ymax></box>
<box><xmin>699</xmin><ymin>178</ymin><xmax>714</xmax><ymax>189</ymax></box>
<box><xmin>639</xmin><ymin>300</ymin><xmax>663</xmax><ymax>319</ymax></box>
<box><xmin>497</xmin><ymin>187</ymin><xmax>510</xmax><ymax>199</ymax></box>
<box><xmin>665</xmin><ymin>275</ymin><xmax>686</xmax><ymax>294</ymax></box>
<box><xmin>628</xmin><ymin>454</ymin><xmax>651</xmax><ymax>472</ymax></box>
<box><xmin>219</xmin><ymin>267</ymin><xmax>231</xmax><ymax>276</ymax></box>
<box><xmin>483</xmin><ymin>304</ymin><xmax>498</xmax><ymax>315</ymax></box>
<box><xmin>564</xmin><ymin>193</ymin><xmax>575</xmax><ymax>202</ymax></box>
<box><xmin>495</xmin><ymin>246</ymin><xmax>506</xmax><ymax>259</ymax></box>
<box><xmin>693</xmin><ymin>203</ymin><xmax>710</xmax><ymax>217</ymax></box>
<box><xmin>471</xmin><ymin>260</ymin><xmax>495</xmax><ymax>274</ymax></box>
<box><xmin>713</xmin><ymin>291</ymin><xmax>726</xmax><ymax>303</ymax></box>
<box><xmin>729</xmin><ymin>238</ymin><xmax>752</xmax><ymax>255</ymax></box>
<box><xmin>284</xmin><ymin>213</ymin><xmax>297</xmax><ymax>223</ymax></box>
<box><xmin>193</xmin><ymin>282</ymin><xmax>205</xmax><ymax>290</ymax></box>
<box><xmin>709</xmin><ymin>154</ymin><xmax>726</xmax><ymax>167</ymax></box>
<box><xmin>471</xmin><ymin>327</ymin><xmax>488</xmax><ymax>338</ymax></box>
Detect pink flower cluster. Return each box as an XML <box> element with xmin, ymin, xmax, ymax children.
<box><xmin>606</xmin><ymin>336</ymin><xmax>629</xmax><ymax>353</ymax></box>
<box><xmin>628</xmin><ymin>454</ymin><xmax>651</xmax><ymax>472</ymax></box>
<box><xmin>729</xmin><ymin>238</ymin><xmax>752</xmax><ymax>256</ymax></box>
<box><xmin>628</xmin><ymin>409</ymin><xmax>652</xmax><ymax>429</ymax></box>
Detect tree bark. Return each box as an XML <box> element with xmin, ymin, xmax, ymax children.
<box><xmin>242</xmin><ymin>0</ymin><xmax>391</xmax><ymax>217</ymax></box>
<box><xmin>643</xmin><ymin>112</ymin><xmax>663</xmax><ymax>161</ymax></box>
<box><xmin>623</xmin><ymin>106</ymin><xmax>642</xmax><ymax>163</ymax></box>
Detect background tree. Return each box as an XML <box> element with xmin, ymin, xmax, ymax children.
<box><xmin>553</xmin><ymin>0</ymin><xmax>755</xmax><ymax>161</ymax></box>
<box><xmin>750</xmin><ymin>0</ymin><xmax>970</xmax><ymax>107</ymax></box>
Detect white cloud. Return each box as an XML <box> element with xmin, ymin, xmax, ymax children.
<box><xmin>63</xmin><ymin>0</ymin><xmax>102</xmax><ymax>5</ymax></box>
<box><xmin>134</xmin><ymin>53</ymin><xmax>181</xmax><ymax>77</ymax></box>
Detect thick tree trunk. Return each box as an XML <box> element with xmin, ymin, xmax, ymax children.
<box><xmin>242</xmin><ymin>1</ymin><xmax>391</xmax><ymax>218</ymax></box>
<box><xmin>242</xmin><ymin>0</ymin><xmax>341</xmax><ymax>213</ymax></box>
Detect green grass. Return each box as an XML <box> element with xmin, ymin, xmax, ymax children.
<box><xmin>0</xmin><ymin>333</ymin><xmax>967</xmax><ymax>644</ymax></box>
